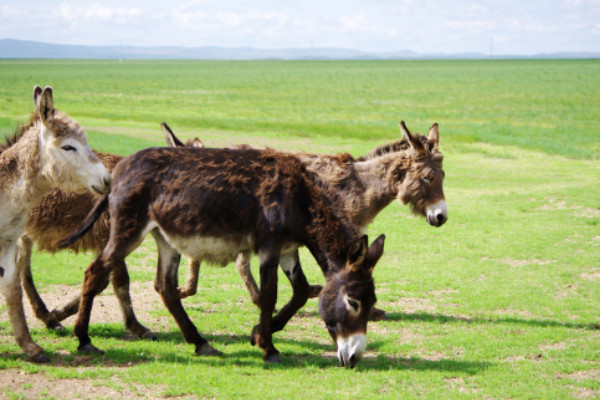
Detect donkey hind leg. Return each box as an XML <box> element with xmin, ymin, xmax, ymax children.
<box><xmin>250</xmin><ymin>242</ymin><xmax>282</xmax><ymax>363</ymax></box>
<box><xmin>73</xmin><ymin>254</ymin><xmax>114</xmax><ymax>355</ymax></box>
<box><xmin>151</xmin><ymin>230</ymin><xmax>221</xmax><ymax>357</ymax></box>
<box><xmin>17</xmin><ymin>236</ymin><xmax>64</xmax><ymax>331</ymax></box>
<box><xmin>235</xmin><ymin>251</ymin><xmax>260</xmax><ymax>306</ymax></box>
<box><xmin>270</xmin><ymin>251</ymin><xmax>310</xmax><ymax>334</ymax></box>
<box><xmin>178</xmin><ymin>259</ymin><xmax>200</xmax><ymax>299</ymax></box>
<box><xmin>1</xmin><ymin>242</ymin><xmax>49</xmax><ymax>363</ymax></box>
<box><xmin>111</xmin><ymin>260</ymin><xmax>156</xmax><ymax>340</ymax></box>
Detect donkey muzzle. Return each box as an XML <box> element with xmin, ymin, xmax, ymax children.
<box><xmin>336</xmin><ymin>333</ymin><xmax>366</xmax><ymax>368</ymax></box>
<box><xmin>426</xmin><ymin>199</ymin><xmax>447</xmax><ymax>227</ymax></box>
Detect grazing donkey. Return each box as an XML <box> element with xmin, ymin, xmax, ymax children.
<box><xmin>18</xmin><ymin>127</ymin><xmax>203</xmax><ymax>333</ymax></box>
<box><xmin>0</xmin><ymin>86</ymin><xmax>112</xmax><ymax>363</ymax></box>
<box><xmin>57</xmin><ymin>146</ymin><xmax>385</xmax><ymax>367</ymax></box>
<box><xmin>174</xmin><ymin>121</ymin><xmax>447</xmax><ymax>322</ymax></box>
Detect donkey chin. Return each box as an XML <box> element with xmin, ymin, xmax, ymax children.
<box><xmin>49</xmin><ymin>163</ymin><xmax>112</xmax><ymax>195</ymax></box>
<box><xmin>426</xmin><ymin>199</ymin><xmax>447</xmax><ymax>227</ymax></box>
<box><xmin>336</xmin><ymin>333</ymin><xmax>367</xmax><ymax>369</ymax></box>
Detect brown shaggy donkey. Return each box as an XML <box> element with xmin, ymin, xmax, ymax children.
<box><xmin>57</xmin><ymin>146</ymin><xmax>386</xmax><ymax>367</ymax></box>
<box><xmin>0</xmin><ymin>86</ymin><xmax>111</xmax><ymax>363</ymax></box>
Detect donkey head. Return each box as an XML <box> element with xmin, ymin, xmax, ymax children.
<box><xmin>392</xmin><ymin>121</ymin><xmax>447</xmax><ymax>227</ymax></box>
<box><xmin>318</xmin><ymin>234</ymin><xmax>385</xmax><ymax>368</ymax></box>
<box><xmin>33</xmin><ymin>85</ymin><xmax>112</xmax><ymax>195</ymax></box>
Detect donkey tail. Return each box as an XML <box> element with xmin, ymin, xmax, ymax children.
<box><xmin>54</xmin><ymin>195</ymin><xmax>109</xmax><ymax>249</ymax></box>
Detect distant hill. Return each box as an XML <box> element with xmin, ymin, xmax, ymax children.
<box><xmin>1</xmin><ymin>39</ymin><xmax>598</xmax><ymax>60</ymax></box>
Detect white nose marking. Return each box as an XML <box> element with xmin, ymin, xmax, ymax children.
<box><xmin>426</xmin><ymin>199</ymin><xmax>447</xmax><ymax>225</ymax></box>
<box><xmin>337</xmin><ymin>333</ymin><xmax>366</xmax><ymax>368</ymax></box>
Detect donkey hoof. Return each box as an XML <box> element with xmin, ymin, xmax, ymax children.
<box><xmin>264</xmin><ymin>352</ymin><xmax>282</xmax><ymax>364</ymax></box>
<box><xmin>369</xmin><ymin>307</ymin><xmax>388</xmax><ymax>321</ymax></box>
<box><xmin>250</xmin><ymin>324</ymin><xmax>261</xmax><ymax>346</ymax></box>
<box><xmin>29</xmin><ymin>351</ymin><xmax>51</xmax><ymax>364</ymax></box>
<box><xmin>78</xmin><ymin>343</ymin><xmax>105</xmax><ymax>355</ymax></box>
<box><xmin>141</xmin><ymin>331</ymin><xmax>158</xmax><ymax>341</ymax></box>
<box><xmin>195</xmin><ymin>343</ymin><xmax>223</xmax><ymax>356</ymax></box>
<box><xmin>47</xmin><ymin>321</ymin><xmax>65</xmax><ymax>331</ymax></box>
<box><xmin>308</xmin><ymin>285</ymin><xmax>323</xmax><ymax>298</ymax></box>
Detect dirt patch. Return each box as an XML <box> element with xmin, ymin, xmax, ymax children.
<box><xmin>0</xmin><ymin>280</ymin><xmax>169</xmax><ymax>332</ymax></box>
<box><xmin>0</xmin><ymin>369</ymin><xmax>178</xmax><ymax>400</ymax></box>
<box><xmin>564</xmin><ymin>369</ymin><xmax>600</xmax><ymax>382</ymax></box>
<box><xmin>537</xmin><ymin>198</ymin><xmax>600</xmax><ymax>218</ymax></box>
<box><xmin>389</xmin><ymin>297</ymin><xmax>438</xmax><ymax>314</ymax></box>
<box><xmin>580</xmin><ymin>269</ymin><xmax>600</xmax><ymax>281</ymax></box>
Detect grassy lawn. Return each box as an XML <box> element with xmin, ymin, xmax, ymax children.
<box><xmin>0</xmin><ymin>59</ymin><xmax>599</xmax><ymax>399</ymax></box>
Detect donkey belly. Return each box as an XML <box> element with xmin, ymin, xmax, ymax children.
<box><xmin>161</xmin><ymin>232</ymin><xmax>254</xmax><ymax>267</ymax></box>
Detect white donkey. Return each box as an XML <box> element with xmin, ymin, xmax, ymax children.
<box><xmin>0</xmin><ymin>86</ymin><xmax>112</xmax><ymax>363</ymax></box>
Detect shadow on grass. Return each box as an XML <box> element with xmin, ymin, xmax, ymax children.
<box><xmin>1</xmin><ymin>325</ymin><xmax>491</xmax><ymax>373</ymax></box>
<box><xmin>386</xmin><ymin>311</ymin><xmax>600</xmax><ymax>330</ymax></box>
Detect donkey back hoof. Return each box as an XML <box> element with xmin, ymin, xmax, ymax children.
<box><xmin>195</xmin><ymin>343</ymin><xmax>223</xmax><ymax>356</ymax></box>
<box><xmin>369</xmin><ymin>307</ymin><xmax>388</xmax><ymax>321</ymax></box>
<box><xmin>47</xmin><ymin>321</ymin><xmax>65</xmax><ymax>331</ymax></box>
<box><xmin>264</xmin><ymin>352</ymin><xmax>282</xmax><ymax>364</ymax></box>
<box><xmin>78</xmin><ymin>343</ymin><xmax>105</xmax><ymax>355</ymax></box>
<box><xmin>141</xmin><ymin>331</ymin><xmax>158</xmax><ymax>341</ymax></box>
<box><xmin>29</xmin><ymin>351</ymin><xmax>51</xmax><ymax>364</ymax></box>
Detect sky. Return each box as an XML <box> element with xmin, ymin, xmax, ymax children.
<box><xmin>1</xmin><ymin>0</ymin><xmax>599</xmax><ymax>55</ymax></box>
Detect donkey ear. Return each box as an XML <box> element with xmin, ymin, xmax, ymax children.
<box><xmin>347</xmin><ymin>235</ymin><xmax>369</xmax><ymax>270</ymax></box>
<box><xmin>162</xmin><ymin>122</ymin><xmax>185</xmax><ymax>148</ymax></box>
<box><xmin>33</xmin><ymin>85</ymin><xmax>43</xmax><ymax>108</ymax></box>
<box><xmin>38</xmin><ymin>86</ymin><xmax>54</xmax><ymax>125</ymax></box>
<box><xmin>428</xmin><ymin>123</ymin><xmax>439</xmax><ymax>147</ymax></box>
<box><xmin>400</xmin><ymin>121</ymin><xmax>425</xmax><ymax>154</ymax></box>
<box><xmin>192</xmin><ymin>137</ymin><xmax>204</xmax><ymax>148</ymax></box>
<box><xmin>364</xmin><ymin>234</ymin><xmax>385</xmax><ymax>273</ymax></box>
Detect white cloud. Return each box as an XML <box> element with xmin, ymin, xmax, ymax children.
<box><xmin>57</xmin><ymin>2</ymin><xmax>141</xmax><ymax>25</ymax></box>
<box><xmin>1</xmin><ymin>5</ymin><xmax>20</xmax><ymax>17</ymax></box>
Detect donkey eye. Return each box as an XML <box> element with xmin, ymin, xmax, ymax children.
<box><xmin>62</xmin><ymin>145</ymin><xmax>77</xmax><ymax>152</ymax></box>
<box><xmin>347</xmin><ymin>299</ymin><xmax>360</xmax><ymax>311</ymax></box>
<box><xmin>423</xmin><ymin>178</ymin><xmax>432</xmax><ymax>184</ymax></box>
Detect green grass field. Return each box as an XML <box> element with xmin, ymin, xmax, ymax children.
<box><xmin>0</xmin><ymin>59</ymin><xmax>599</xmax><ymax>399</ymax></box>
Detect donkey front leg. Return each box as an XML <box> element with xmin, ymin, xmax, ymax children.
<box><xmin>17</xmin><ymin>236</ymin><xmax>64</xmax><ymax>331</ymax></box>
<box><xmin>151</xmin><ymin>231</ymin><xmax>221</xmax><ymax>356</ymax></box>
<box><xmin>250</xmin><ymin>243</ymin><xmax>281</xmax><ymax>363</ymax></box>
<box><xmin>270</xmin><ymin>251</ymin><xmax>310</xmax><ymax>334</ymax></box>
<box><xmin>1</xmin><ymin>243</ymin><xmax>49</xmax><ymax>363</ymax></box>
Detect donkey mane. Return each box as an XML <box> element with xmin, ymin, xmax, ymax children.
<box><xmin>358</xmin><ymin>133</ymin><xmax>438</xmax><ymax>161</ymax></box>
<box><xmin>0</xmin><ymin>112</ymin><xmax>38</xmax><ymax>154</ymax></box>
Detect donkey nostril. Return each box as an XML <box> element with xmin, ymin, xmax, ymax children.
<box><xmin>436</xmin><ymin>213</ymin><xmax>445</xmax><ymax>224</ymax></box>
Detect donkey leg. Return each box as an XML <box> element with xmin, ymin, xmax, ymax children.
<box><xmin>151</xmin><ymin>231</ymin><xmax>221</xmax><ymax>356</ymax></box>
<box><xmin>235</xmin><ymin>252</ymin><xmax>260</xmax><ymax>306</ymax></box>
<box><xmin>17</xmin><ymin>236</ymin><xmax>64</xmax><ymax>331</ymax></box>
<box><xmin>111</xmin><ymin>260</ymin><xmax>156</xmax><ymax>340</ymax></box>
<box><xmin>250</xmin><ymin>242</ymin><xmax>281</xmax><ymax>363</ymax></box>
<box><xmin>270</xmin><ymin>251</ymin><xmax>310</xmax><ymax>333</ymax></box>
<box><xmin>178</xmin><ymin>259</ymin><xmax>200</xmax><ymax>299</ymax></box>
<box><xmin>74</xmin><ymin>255</ymin><xmax>113</xmax><ymax>354</ymax></box>
<box><xmin>1</xmin><ymin>243</ymin><xmax>49</xmax><ymax>363</ymax></box>
<box><xmin>49</xmin><ymin>296</ymin><xmax>81</xmax><ymax>322</ymax></box>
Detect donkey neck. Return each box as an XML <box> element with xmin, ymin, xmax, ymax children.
<box><xmin>302</xmin><ymin>151</ymin><xmax>405</xmax><ymax>231</ymax></box>
<box><xmin>0</xmin><ymin>121</ymin><xmax>53</xmax><ymax>212</ymax></box>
